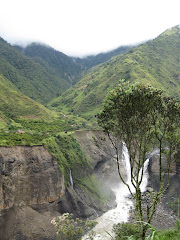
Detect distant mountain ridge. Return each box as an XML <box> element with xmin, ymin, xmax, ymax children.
<box><xmin>73</xmin><ymin>45</ymin><xmax>132</xmax><ymax>69</ymax></box>
<box><xmin>0</xmin><ymin>35</ymin><xmax>133</xmax><ymax>128</ymax></box>
<box><xmin>49</xmin><ymin>25</ymin><xmax>180</xmax><ymax>119</ymax></box>
<box><xmin>15</xmin><ymin>43</ymin><xmax>82</xmax><ymax>84</ymax></box>
<box><xmin>0</xmin><ymin>25</ymin><xmax>179</xmax><ymax>127</ymax></box>
<box><xmin>0</xmin><ymin>38</ymin><xmax>76</xmax><ymax>104</ymax></box>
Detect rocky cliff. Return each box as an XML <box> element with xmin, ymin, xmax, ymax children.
<box><xmin>74</xmin><ymin>130</ymin><xmax>126</xmax><ymax>185</ymax></box>
<box><xmin>0</xmin><ymin>134</ymin><xmax>118</xmax><ymax>240</ymax></box>
<box><xmin>0</xmin><ymin>145</ymin><xmax>99</xmax><ymax>240</ymax></box>
<box><xmin>0</xmin><ymin>145</ymin><xmax>65</xmax><ymax>240</ymax></box>
<box><xmin>0</xmin><ymin>146</ymin><xmax>64</xmax><ymax>209</ymax></box>
<box><xmin>148</xmin><ymin>151</ymin><xmax>180</xmax><ymax>216</ymax></box>
<box><xmin>0</xmin><ymin>131</ymin><xmax>178</xmax><ymax>239</ymax></box>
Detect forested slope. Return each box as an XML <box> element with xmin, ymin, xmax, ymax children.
<box><xmin>49</xmin><ymin>25</ymin><xmax>180</xmax><ymax>119</ymax></box>
<box><xmin>0</xmin><ymin>74</ymin><xmax>53</xmax><ymax>129</ymax></box>
<box><xmin>0</xmin><ymin>38</ymin><xmax>78</xmax><ymax>104</ymax></box>
<box><xmin>15</xmin><ymin>43</ymin><xmax>82</xmax><ymax>85</ymax></box>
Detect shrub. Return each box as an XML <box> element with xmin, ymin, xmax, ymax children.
<box><xmin>51</xmin><ymin>213</ymin><xmax>96</xmax><ymax>240</ymax></box>
<box><xmin>113</xmin><ymin>222</ymin><xmax>141</xmax><ymax>240</ymax></box>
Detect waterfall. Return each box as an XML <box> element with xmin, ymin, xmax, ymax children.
<box><xmin>83</xmin><ymin>143</ymin><xmax>150</xmax><ymax>240</ymax></box>
<box><xmin>122</xmin><ymin>142</ymin><xmax>131</xmax><ymax>182</ymax></box>
<box><xmin>122</xmin><ymin>142</ymin><xmax>149</xmax><ymax>193</ymax></box>
<box><xmin>69</xmin><ymin>169</ymin><xmax>74</xmax><ymax>188</ymax></box>
<box><xmin>139</xmin><ymin>158</ymin><xmax>149</xmax><ymax>192</ymax></box>
<box><xmin>92</xmin><ymin>208</ymin><xmax>99</xmax><ymax>217</ymax></box>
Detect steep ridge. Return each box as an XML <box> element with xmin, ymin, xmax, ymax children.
<box><xmin>0</xmin><ymin>145</ymin><xmax>64</xmax><ymax>240</ymax></box>
<box><xmin>49</xmin><ymin>25</ymin><xmax>180</xmax><ymax>119</ymax></box>
<box><xmin>73</xmin><ymin>45</ymin><xmax>132</xmax><ymax>69</ymax></box>
<box><xmin>15</xmin><ymin>43</ymin><xmax>82</xmax><ymax>85</ymax></box>
<box><xmin>0</xmin><ymin>132</ymin><xmax>117</xmax><ymax>240</ymax></box>
<box><xmin>0</xmin><ymin>144</ymin><xmax>97</xmax><ymax>240</ymax></box>
<box><xmin>0</xmin><ymin>131</ymin><xmax>179</xmax><ymax>239</ymax></box>
<box><xmin>0</xmin><ymin>74</ymin><xmax>53</xmax><ymax>129</ymax></box>
<box><xmin>0</xmin><ymin>38</ymin><xmax>76</xmax><ymax>104</ymax></box>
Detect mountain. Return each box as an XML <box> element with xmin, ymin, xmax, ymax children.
<box><xmin>0</xmin><ymin>74</ymin><xmax>53</xmax><ymax>129</ymax></box>
<box><xmin>49</xmin><ymin>25</ymin><xmax>180</xmax><ymax>119</ymax></box>
<box><xmin>73</xmin><ymin>45</ymin><xmax>132</xmax><ymax>69</ymax></box>
<box><xmin>0</xmin><ymin>38</ymin><xmax>81</xmax><ymax>104</ymax></box>
<box><xmin>15</xmin><ymin>43</ymin><xmax>82</xmax><ymax>84</ymax></box>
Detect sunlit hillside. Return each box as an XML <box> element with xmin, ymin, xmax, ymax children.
<box><xmin>49</xmin><ymin>25</ymin><xmax>180</xmax><ymax>119</ymax></box>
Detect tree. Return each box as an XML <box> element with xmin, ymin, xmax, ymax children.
<box><xmin>97</xmin><ymin>80</ymin><xmax>180</xmax><ymax>239</ymax></box>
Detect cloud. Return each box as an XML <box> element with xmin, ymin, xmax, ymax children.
<box><xmin>0</xmin><ymin>0</ymin><xmax>179</xmax><ymax>56</ymax></box>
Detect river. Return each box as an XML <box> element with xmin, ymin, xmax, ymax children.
<box><xmin>83</xmin><ymin>144</ymin><xmax>149</xmax><ymax>240</ymax></box>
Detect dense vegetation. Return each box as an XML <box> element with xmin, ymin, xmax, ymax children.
<box><xmin>0</xmin><ymin>25</ymin><xmax>179</xmax><ymax>239</ymax></box>
<box><xmin>15</xmin><ymin>43</ymin><xmax>82</xmax><ymax>84</ymax></box>
<box><xmin>0</xmin><ymin>74</ymin><xmax>54</xmax><ymax>128</ymax></box>
<box><xmin>97</xmin><ymin>81</ymin><xmax>180</xmax><ymax>239</ymax></box>
<box><xmin>113</xmin><ymin>220</ymin><xmax>180</xmax><ymax>240</ymax></box>
<box><xmin>50</xmin><ymin>25</ymin><xmax>180</xmax><ymax>119</ymax></box>
<box><xmin>0</xmin><ymin>38</ymin><xmax>79</xmax><ymax>104</ymax></box>
<box><xmin>43</xmin><ymin>133</ymin><xmax>88</xmax><ymax>184</ymax></box>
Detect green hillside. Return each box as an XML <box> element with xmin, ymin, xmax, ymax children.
<box><xmin>73</xmin><ymin>45</ymin><xmax>132</xmax><ymax>69</ymax></box>
<box><xmin>0</xmin><ymin>73</ymin><xmax>94</xmax><ymax>145</ymax></box>
<box><xmin>49</xmin><ymin>25</ymin><xmax>180</xmax><ymax>119</ymax></box>
<box><xmin>15</xmin><ymin>43</ymin><xmax>82</xmax><ymax>85</ymax></box>
<box><xmin>0</xmin><ymin>74</ymin><xmax>53</xmax><ymax>128</ymax></box>
<box><xmin>0</xmin><ymin>38</ymin><xmax>78</xmax><ymax>104</ymax></box>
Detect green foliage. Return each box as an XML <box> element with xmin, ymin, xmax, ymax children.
<box><xmin>17</xmin><ymin>42</ymin><xmax>82</xmax><ymax>84</ymax></box>
<box><xmin>0</xmin><ymin>74</ymin><xmax>54</xmax><ymax>126</ymax></box>
<box><xmin>43</xmin><ymin>134</ymin><xmax>110</xmax><ymax>203</ymax></box>
<box><xmin>16</xmin><ymin>119</ymin><xmax>69</xmax><ymax>133</ymax></box>
<box><xmin>113</xmin><ymin>220</ymin><xmax>180</xmax><ymax>240</ymax></box>
<box><xmin>0</xmin><ymin>132</ymin><xmax>50</xmax><ymax>146</ymax></box>
<box><xmin>97</xmin><ymin>81</ymin><xmax>179</xmax><ymax>239</ymax></box>
<box><xmin>0</xmin><ymin>38</ymin><xmax>81</xmax><ymax>104</ymax></box>
<box><xmin>43</xmin><ymin>133</ymin><xmax>89</xmax><ymax>185</ymax></box>
<box><xmin>97</xmin><ymin>81</ymin><xmax>179</xmax><ymax>155</ymax></box>
<box><xmin>50</xmin><ymin>25</ymin><xmax>180</xmax><ymax>119</ymax></box>
<box><xmin>113</xmin><ymin>222</ymin><xmax>141</xmax><ymax>240</ymax></box>
<box><xmin>51</xmin><ymin>213</ymin><xmax>96</xmax><ymax>240</ymax></box>
<box><xmin>0</xmin><ymin>118</ymin><xmax>71</xmax><ymax>146</ymax></box>
<box><xmin>144</xmin><ymin>220</ymin><xmax>180</xmax><ymax>240</ymax></box>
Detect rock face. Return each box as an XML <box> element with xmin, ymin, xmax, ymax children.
<box><xmin>0</xmin><ymin>133</ymin><xmax>179</xmax><ymax>239</ymax></box>
<box><xmin>0</xmin><ymin>145</ymin><xmax>65</xmax><ymax>240</ymax></box>
<box><xmin>74</xmin><ymin>130</ymin><xmax>126</xmax><ymax>185</ymax></box>
<box><xmin>147</xmin><ymin>149</ymin><xmax>180</xmax><ymax>217</ymax></box>
<box><xmin>57</xmin><ymin>187</ymin><xmax>95</xmax><ymax>218</ymax></box>
<box><xmin>0</xmin><ymin>146</ymin><xmax>64</xmax><ymax>210</ymax></box>
<box><xmin>0</xmin><ymin>140</ymin><xmax>116</xmax><ymax>240</ymax></box>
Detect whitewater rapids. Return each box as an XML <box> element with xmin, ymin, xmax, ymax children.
<box><xmin>83</xmin><ymin>143</ymin><xmax>149</xmax><ymax>240</ymax></box>
<box><xmin>83</xmin><ymin>183</ymin><xmax>133</xmax><ymax>239</ymax></box>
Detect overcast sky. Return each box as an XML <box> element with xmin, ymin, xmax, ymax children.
<box><xmin>0</xmin><ymin>0</ymin><xmax>179</xmax><ymax>57</ymax></box>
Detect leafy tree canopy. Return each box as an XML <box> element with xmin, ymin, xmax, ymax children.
<box><xmin>97</xmin><ymin>80</ymin><xmax>179</xmax><ymax>157</ymax></box>
<box><xmin>97</xmin><ymin>80</ymin><xmax>180</xmax><ymax>239</ymax></box>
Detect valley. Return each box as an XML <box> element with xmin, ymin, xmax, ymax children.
<box><xmin>0</xmin><ymin>25</ymin><xmax>179</xmax><ymax>240</ymax></box>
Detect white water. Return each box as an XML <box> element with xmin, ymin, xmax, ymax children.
<box><xmin>83</xmin><ymin>144</ymin><xmax>149</xmax><ymax>240</ymax></box>
<box><xmin>122</xmin><ymin>142</ymin><xmax>149</xmax><ymax>194</ymax></box>
<box><xmin>69</xmin><ymin>169</ymin><xmax>74</xmax><ymax>188</ymax></box>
